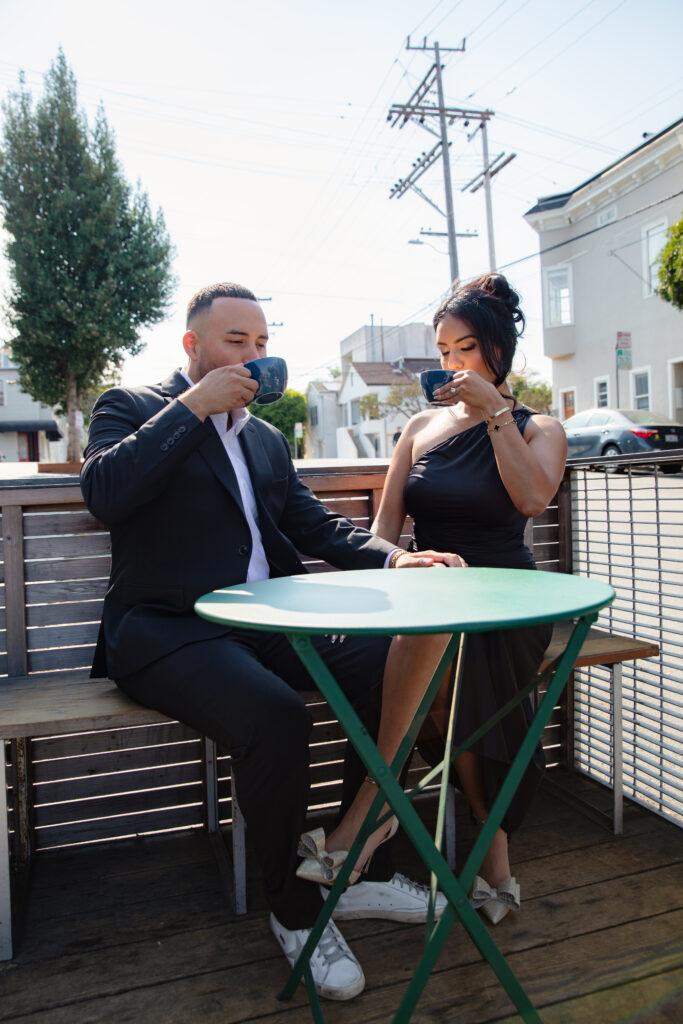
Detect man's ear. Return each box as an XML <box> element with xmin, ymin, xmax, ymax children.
<box><xmin>182</xmin><ymin>330</ymin><xmax>199</xmax><ymax>363</ymax></box>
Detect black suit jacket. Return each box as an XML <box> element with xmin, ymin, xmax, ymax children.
<box><xmin>81</xmin><ymin>369</ymin><xmax>395</xmax><ymax>679</ymax></box>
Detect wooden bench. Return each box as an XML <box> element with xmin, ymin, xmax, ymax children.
<box><xmin>0</xmin><ymin>470</ymin><xmax>659</xmax><ymax>961</ymax></box>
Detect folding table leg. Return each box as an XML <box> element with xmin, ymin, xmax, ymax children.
<box><xmin>1</xmin><ymin>746</ymin><xmax>13</xmax><ymax>960</ymax></box>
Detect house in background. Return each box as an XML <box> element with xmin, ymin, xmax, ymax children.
<box><xmin>524</xmin><ymin>117</ymin><xmax>683</xmax><ymax>421</ymax></box>
<box><xmin>308</xmin><ymin>322</ymin><xmax>440</xmax><ymax>459</ymax></box>
<box><xmin>305</xmin><ymin>378</ymin><xmax>341</xmax><ymax>458</ymax></box>
<box><xmin>0</xmin><ymin>348</ymin><xmax>66</xmax><ymax>461</ymax></box>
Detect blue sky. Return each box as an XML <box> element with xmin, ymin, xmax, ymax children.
<box><xmin>0</xmin><ymin>0</ymin><xmax>681</xmax><ymax>391</ymax></box>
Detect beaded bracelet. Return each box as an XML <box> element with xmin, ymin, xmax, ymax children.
<box><xmin>388</xmin><ymin>549</ymin><xmax>403</xmax><ymax>569</ymax></box>
<box><xmin>487</xmin><ymin>416</ymin><xmax>516</xmax><ymax>435</ymax></box>
<box><xmin>484</xmin><ymin>406</ymin><xmax>509</xmax><ymax>426</ymax></box>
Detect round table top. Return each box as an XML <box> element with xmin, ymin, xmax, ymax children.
<box><xmin>194</xmin><ymin>567</ymin><xmax>615</xmax><ymax>636</ymax></box>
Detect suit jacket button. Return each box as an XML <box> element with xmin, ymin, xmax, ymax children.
<box><xmin>238</xmin><ymin>544</ymin><xmax>249</xmax><ymax>556</ymax></box>
<box><xmin>179</xmin><ymin>425</ymin><xmax>187</xmax><ymax>433</ymax></box>
<box><xmin>160</xmin><ymin>443</ymin><xmax>169</xmax><ymax>451</ymax></box>
<box><xmin>173</xmin><ymin>430</ymin><xmax>181</xmax><ymax>439</ymax></box>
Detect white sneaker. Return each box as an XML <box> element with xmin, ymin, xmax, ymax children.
<box><xmin>269</xmin><ymin>912</ymin><xmax>365</xmax><ymax>1001</ymax></box>
<box><xmin>324</xmin><ymin>872</ymin><xmax>448</xmax><ymax>922</ymax></box>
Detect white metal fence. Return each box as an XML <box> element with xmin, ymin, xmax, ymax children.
<box><xmin>568</xmin><ymin>450</ymin><xmax>683</xmax><ymax>826</ymax></box>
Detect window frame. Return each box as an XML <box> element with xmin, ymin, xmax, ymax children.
<box><xmin>594</xmin><ymin>376</ymin><xmax>609</xmax><ymax>409</ymax></box>
<box><xmin>543</xmin><ymin>264</ymin><xmax>574</xmax><ymax>328</ymax></box>
<box><xmin>641</xmin><ymin>217</ymin><xmax>667</xmax><ymax>298</ymax></box>
<box><xmin>630</xmin><ymin>366</ymin><xmax>651</xmax><ymax>411</ymax></box>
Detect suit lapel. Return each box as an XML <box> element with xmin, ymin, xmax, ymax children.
<box><xmin>238</xmin><ymin>418</ymin><xmax>272</xmax><ymax>500</ymax></box>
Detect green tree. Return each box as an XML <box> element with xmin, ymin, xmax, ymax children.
<box><xmin>657</xmin><ymin>217</ymin><xmax>683</xmax><ymax>311</ymax></box>
<box><xmin>358</xmin><ymin>393</ymin><xmax>379</xmax><ymax>419</ymax></box>
<box><xmin>509</xmin><ymin>370</ymin><xmax>552</xmax><ymax>414</ymax></box>
<box><xmin>251</xmin><ymin>389</ymin><xmax>307</xmax><ymax>454</ymax></box>
<box><xmin>0</xmin><ymin>51</ymin><xmax>175</xmax><ymax>460</ymax></box>
<box><xmin>378</xmin><ymin>379</ymin><xmax>426</xmax><ymax>421</ymax></box>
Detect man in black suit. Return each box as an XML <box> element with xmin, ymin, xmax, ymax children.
<box><xmin>81</xmin><ymin>282</ymin><xmax>450</xmax><ymax>1001</ymax></box>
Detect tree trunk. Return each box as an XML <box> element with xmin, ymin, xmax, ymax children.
<box><xmin>66</xmin><ymin>375</ymin><xmax>81</xmax><ymax>463</ymax></box>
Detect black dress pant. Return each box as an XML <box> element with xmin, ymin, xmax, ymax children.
<box><xmin>117</xmin><ymin>628</ymin><xmax>392</xmax><ymax>929</ymax></box>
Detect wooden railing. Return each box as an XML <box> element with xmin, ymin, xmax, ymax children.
<box><xmin>0</xmin><ymin>464</ymin><xmax>566</xmax><ymax>858</ymax></box>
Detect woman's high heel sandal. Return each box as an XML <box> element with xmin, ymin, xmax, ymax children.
<box><xmin>296</xmin><ymin>827</ymin><xmax>359</xmax><ymax>887</ymax></box>
<box><xmin>469</xmin><ymin>875</ymin><xmax>520</xmax><ymax>925</ymax></box>
<box><xmin>296</xmin><ymin>816</ymin><xmax>400</xmax><ymax>888</ymax></box>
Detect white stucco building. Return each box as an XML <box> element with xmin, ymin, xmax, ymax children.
<box><xmin>307</xmin><ymin>322</ymin><xmax>440</xmax><ymax>459</ymax></box>
<box><xmin>0</xmin><ymin>348</ymin><xmax>66</xmax><ymax>462</ymax></box>
<box><xmin>524</xmin><ymin>118</ymin><xmax>683</xmax><ymax>421</ymax></box>
<box><xmin>305</xmin><ymin>379</ymin><xmax>341</xmax><ymax>458</ymax></box>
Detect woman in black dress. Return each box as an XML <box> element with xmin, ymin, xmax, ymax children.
<box><xmin>318</xmin><ymin>273</ymin><xmax>567</xmax><ymax>923</ymax></box>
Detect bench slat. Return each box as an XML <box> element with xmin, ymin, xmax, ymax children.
<box><xmin>0</xmin><ymin>676</ymin><xmax>172</xmax><ymax>737</ymax></box>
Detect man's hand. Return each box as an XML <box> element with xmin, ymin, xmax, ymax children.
<box><xmin>180</xmin><ymin>365</ymin><xmax>259</xmax><ymax>420</ymax></box>
<box><xmin>393</xmin><ymin>550</ymin><xmax>468</xmax><ymax>569</ymax></box>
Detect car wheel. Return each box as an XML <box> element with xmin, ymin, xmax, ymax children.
<box><xmin>661</xmin><ymin>462</ymin><xmax>682</xmax><ymax>475</ymax></box>
<box><xmin>602</xmin><ymin>444</ymin><xmax>622</xmax><ymax>473</ymax></box>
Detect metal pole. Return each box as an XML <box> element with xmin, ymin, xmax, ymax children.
<box><xmin>480</xmin><ymin>120</ymin><xmax>496</xmax><ymax>271</ymax></box>
<box><xmin>434</xmin><ymin>43</ymin><xmax>459</xmax><ymax>289</ymax></box>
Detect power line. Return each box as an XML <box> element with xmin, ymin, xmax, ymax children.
<box><xmin>500</xmin><ymin>189</ymin><xmax>683</xmax><ymax>271</ymax></box>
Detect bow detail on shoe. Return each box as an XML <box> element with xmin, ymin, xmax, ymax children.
<box><xmin>470</xmin><ymin>875</ymin><xmax>520</xmax><ymax>912</ymax></box>
<box><xmin>296</xmin><ymin>827</ymin><xmax>349</xmax><ymax>885</ymax></box>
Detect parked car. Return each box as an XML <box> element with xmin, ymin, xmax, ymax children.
<box><xmin>562</xmin><ymin>408</ymin><xmax>683</xmax><ymax>472</ymax></box>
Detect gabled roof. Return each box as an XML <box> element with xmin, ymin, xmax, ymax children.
<box><xmin>350</xmin><ymin>358</ymin><xmax>441</xmax><ymax>386</ymax></box>
<box><xmin>351</xmin><ymin>362</ymin><xmax>413</xmax><ymax>385</ymax></box>
<box><xmin>525</xmin><ymin>116</ymin><xmax>683</xmax><ymax>216</ymax></box>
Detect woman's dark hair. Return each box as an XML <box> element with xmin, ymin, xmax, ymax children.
<box><xmin>432</xmin><ymin>273</ymin><xmax>525</xmax><ymax>386</ymax></box>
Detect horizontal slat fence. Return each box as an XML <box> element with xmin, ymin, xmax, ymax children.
<box><xmin>0</xmin><ymin>465</ymin><xmax>563</xmax><ymax>861</ymax></box>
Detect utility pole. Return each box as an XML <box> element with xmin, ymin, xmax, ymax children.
<box><xmin>389</xmin><ymin>37</ymin><xmax>514</xmax><ymax>285</ymax></box>
<box><xmin>462</xmin><ymin>120</ymin><xmax>516</xmax><ymax>272</ymax></box>
<box><xmin>389</xmin><ymin>36</ymin><xmax>486</xmax><ymax>291</ymax></box>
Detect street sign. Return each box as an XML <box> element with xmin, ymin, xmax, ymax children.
<box><xmin>616</xmin><ymin>332</ymin><xmax>632</xmax><ymax>370</ymax></box>
<box><xmin>294</xmin><ymin>422</ymin><xmax>303</xmax><ymax>439</ymax></box>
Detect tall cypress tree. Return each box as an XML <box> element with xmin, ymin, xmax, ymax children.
<box><xmin>0</xmin><ymin>50</ymin><xmax>175</xmax><ymax>459</ymax></box>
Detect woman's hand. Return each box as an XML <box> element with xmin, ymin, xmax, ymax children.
<box><xmin>393</xmin><ymin>550</ymin><xmax>468</xmax><ymax>569</ymax></box>
<box><xmin>432</xmin><ymin>370</ymin><xmax>507</xmax><ymax>418</ymax></box>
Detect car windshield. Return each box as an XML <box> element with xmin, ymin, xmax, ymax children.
<box><xmin>620</xmin><ymin>410</ymin><xmax>681</xmax><ymax>426</ymax></box>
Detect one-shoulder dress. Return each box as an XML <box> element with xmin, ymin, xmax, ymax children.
<box><xmin>404</xmin><ymin>406</ymin><xmax>552</xmax><ymax>833</ymax></box>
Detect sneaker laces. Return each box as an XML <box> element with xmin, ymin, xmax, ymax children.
<box><xmin>392</xmin><ymin>872</ymin><xmax>431</xmax><ymax>898</ymax></box>
<box><xmin>309</xmin><ymin>922</ymin><xmax>349</xmax><ymax>969</ymax></box>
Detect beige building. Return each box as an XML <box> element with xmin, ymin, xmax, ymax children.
<box><xmin>524</xmin><ymin>118</ymin><xmax>683</xmax><ymax>421</ymax></box>
<box><xmin>0</xmin><ymin>349</ymin><xmax>66</xmax><ymax>462</ymax></box>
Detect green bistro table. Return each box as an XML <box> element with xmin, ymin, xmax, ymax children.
<box><xmin>195</xmin><ymin>567</ymin><xmax>615</xmax><ymax>1023</ymax></box>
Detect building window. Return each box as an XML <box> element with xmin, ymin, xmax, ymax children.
<box><xmin>560</xmin><ymin>388</ymin><xmax>576</xmax><ymax>420</ymax></box>
<box><xmin>544</xmin><ymin>266</ymin><xmax>573</xmax><ymax>327</ymax></box>
<box><xmin>632</xmin><ymin>370</ymin><xmax>650</xmax><ymax>410</ymax></box>
<box><xmin>0</xmin><ymin>381</ymin><xmax>4</xmax><ymax>407</ymax></box>
<box><xmin>597</xmin><ymin>205</ymin><xmax>617</xmax><ymax>227</ymax></box>
<box><xmin>642</xmin><ymin>219</ymin><xmax>667</xmax><ymax>297</ymax></box>
<box><xmin>595</xmin><ymin>377</ymin><xmax>609</xmax><ymax>408</ymax></box>
<box><xmin>310</xmin><ymin>405</ymin><xmax>318</xmax><ymax>427</ymax></box>
<box><xmin>350</xmin><ymin>399</ymin><xmax>360</xmax><ymax>425</ymax></box>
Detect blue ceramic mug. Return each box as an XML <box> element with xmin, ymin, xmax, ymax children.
<box><xmin>419</xmin><ymin>369</ymin><xmax>455</xmax><ymax>404</ymax></box>
<box><xmin>243</xmin><ymin>356</ymin><xmax>288</xmax><ymax>405</ymax></box>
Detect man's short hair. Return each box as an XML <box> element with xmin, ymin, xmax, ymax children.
<box><xmin>186</xmin><ymin>282</ymin><xmax>258</xmax><ymax>328</ymax></box>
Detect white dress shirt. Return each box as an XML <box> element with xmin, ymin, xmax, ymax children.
<box><xmin>180</xmin><ymin>369</ymin><xmax>398</xmax><ymax>576</ymax></box>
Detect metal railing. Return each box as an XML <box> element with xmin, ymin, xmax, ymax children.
<box><xmin>566</xmin><ymin>449</ymin><xmax>683</xmax><ymax>826</ymax></box>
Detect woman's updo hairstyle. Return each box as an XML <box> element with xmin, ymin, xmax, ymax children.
<box><xmin>432</xmin><ymin>273</ymin><xmax>525</xmax><ymax>387</ymax></box>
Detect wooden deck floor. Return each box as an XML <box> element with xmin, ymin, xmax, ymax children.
<box><xmin>1</xmin><ymin>773</ymin><xmax>682</xmax><ymax>1024</ymax></box>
